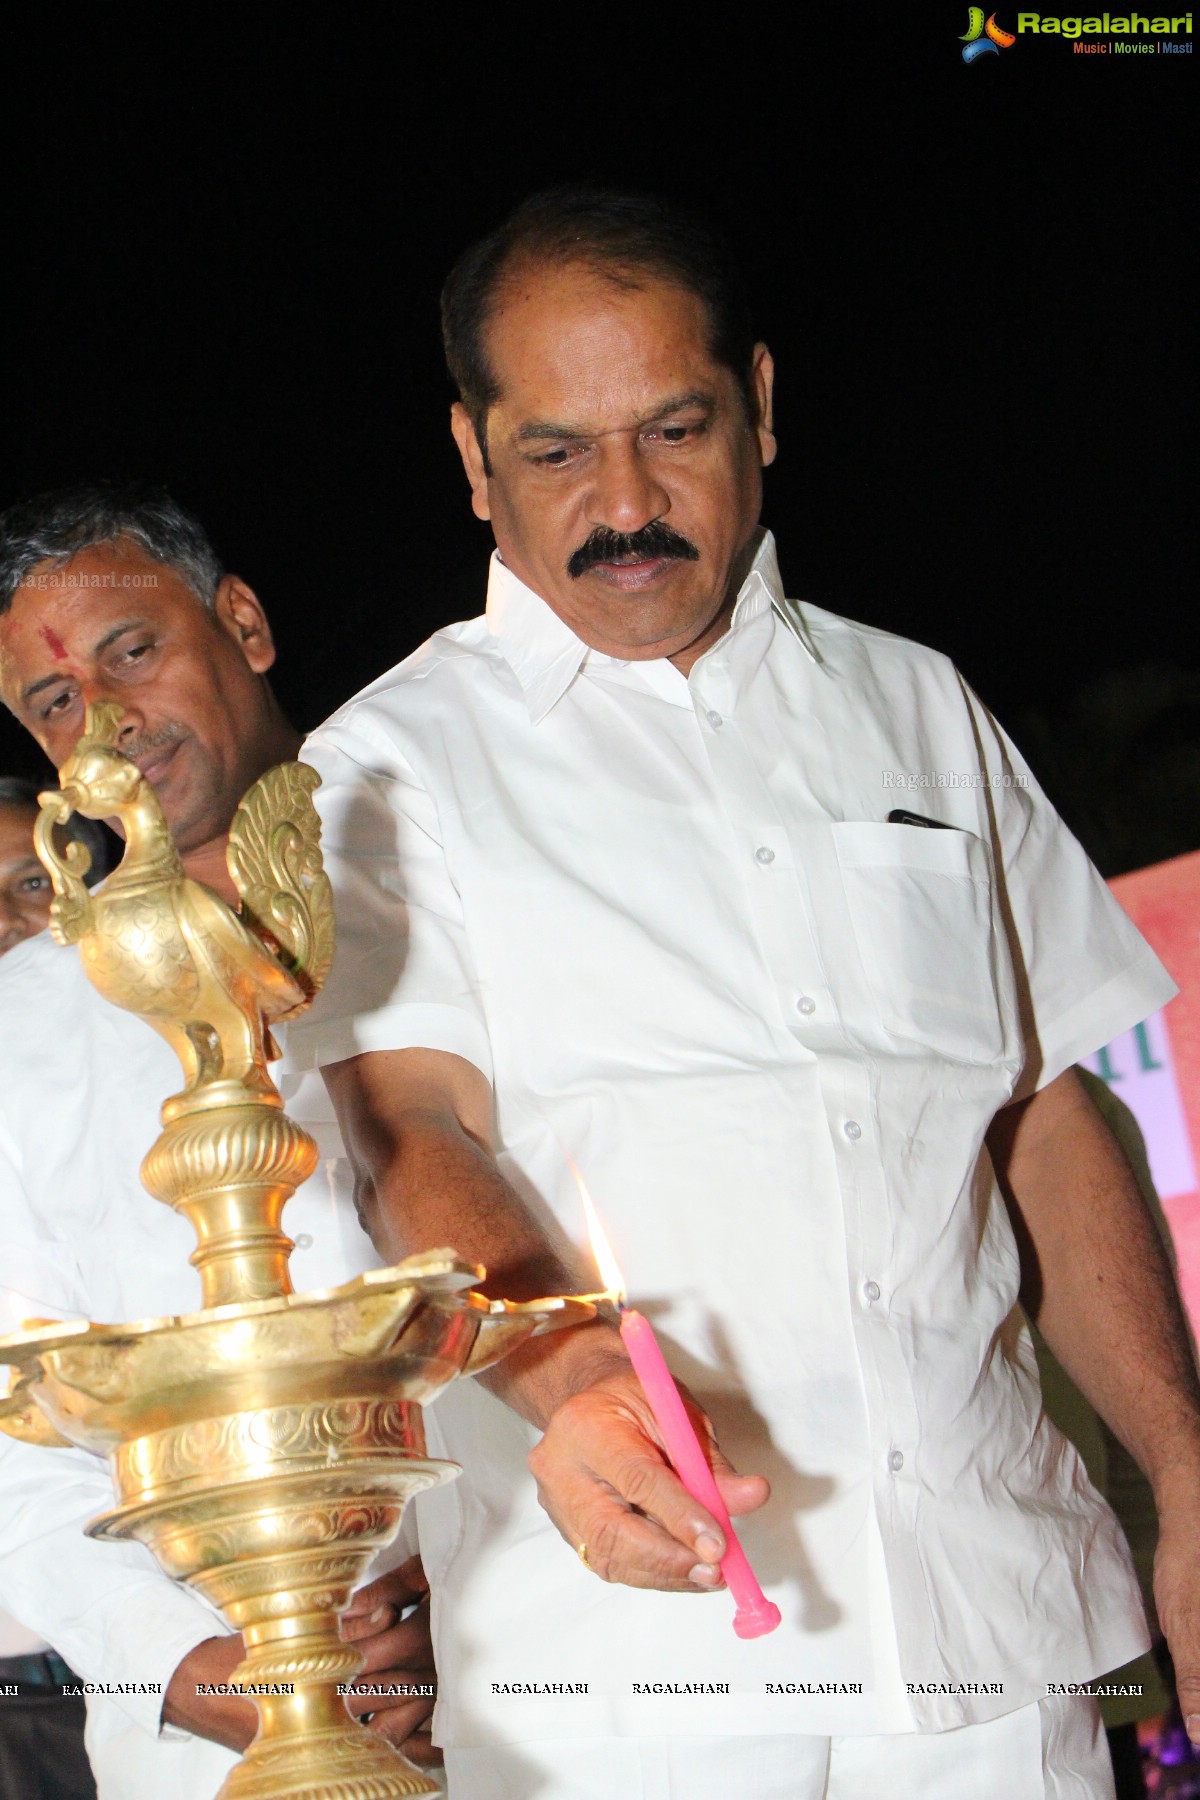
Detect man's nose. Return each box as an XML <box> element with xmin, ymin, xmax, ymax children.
<box><xmin>585</xmin><ymin>437</ymin><xmax>670</xmax><ymax>535</ymax></box>
<box><xmin>77</xmin><ymin>681</ymin><xmax>143</xmax><ymax>740</ymax></box>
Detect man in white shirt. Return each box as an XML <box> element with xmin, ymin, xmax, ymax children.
<box><xmin>0</xmin><ymin>484</ymin><xmax>437</xmax><ymax>1798</ymax></box>
<box><xmin>0</xmin><ymin>781</ymin><xmax>102</xmax><ymax>1798</ymax></box>
<box><xmin>291</xmin><ymin>188</ymin><xmax>1200</xmax><ymax>1798</ymax></box>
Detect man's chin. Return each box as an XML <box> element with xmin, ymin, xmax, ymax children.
<box><xmin>580</xmin><ymin>617</ymin><xmax>725</xmax><ymax>665</ymax></box>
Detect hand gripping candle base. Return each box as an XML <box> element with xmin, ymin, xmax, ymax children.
<box><xmin>0</xmin><ymin>704</ymin><xmax>594</xmax><ymax>1800</ymax></box>
<box><xmin>579</xmin><ymin>1180</ymin><xmax>781</xmax><ymax>1640</ymax></box>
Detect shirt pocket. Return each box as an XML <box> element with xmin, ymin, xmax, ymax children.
<box><xmin>830</xmin><ymin>822</ymin><xmax>1011</xmax><ymax>1066</ymax></box>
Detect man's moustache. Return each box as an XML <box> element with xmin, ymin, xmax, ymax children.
<box><xmin>121</xmin><ymin>725</ymin><xmax>185</xmax><ymax>767</ymax></box>
<box><xmin>567</xmin><ymin>523</ymin><xmax>700</xmax><ymax>581</ymax></box>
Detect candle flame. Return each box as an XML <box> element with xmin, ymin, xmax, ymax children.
<box><xmin>569</xmin><ymin>1159</ymin><xmax>626</xmax><ymax>1304</ymax></box>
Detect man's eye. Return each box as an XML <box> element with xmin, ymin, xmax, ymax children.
<box><xmin>532</xmin><ymin>444</ymin><xmax>588</xmax><ymax>467</ymax></box>
<box><xmin>19</xmin><ymin>874</ymin><xmax>51</xmax><ymax>895</ymax></box>
<box><xmin>117</xmin><ymin>640</ymin><xmax>155</xmax><ymax>665</ymax></box>
<box><xmin>42</xmin><ymin>689</ymin><xmax>77</xmax><ymax>719</ymax></box>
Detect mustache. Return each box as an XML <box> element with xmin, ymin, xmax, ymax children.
<box><xmin>566</xmin><ymin>521</ymin><xmax>701</xmax><ymax>581</ymax></box>
<box><xmin>121</xmin><ymin>724</ymin><xmax>186</xmax><ymax>766</ymax></box>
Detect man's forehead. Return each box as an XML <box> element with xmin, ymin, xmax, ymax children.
<box><xmin>16</xmin><ymin>536</ymin><xmax>165</xmax><ymax>599</ymax></box>
<box><xmin>487</xmin><ymin>265</ymin><xmax>719</xmax><ymax>407</ymax></box>
<box><xmin>0</xmin><ymin>804</ymin><xmax>40</xmax><ymax>855</ymax></box>
<box><xmin>4</xmin><ymin>543</ymin><xmax>186</xmax><ymax>651</ymax></box>
<box><xmin>0</xmin><ymin>566</ymin><xmax>169</xmax><ymax>709</ymax></box>
<box><xmin>2</xmin><ymin>581</ymin><xmax>150</xmax><ymax>656</ymax></box>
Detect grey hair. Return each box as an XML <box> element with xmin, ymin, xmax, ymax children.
<box><xmin>0</xmin><ymin>481</ymin><xmax>224</xmax><ymax>614</ymax></box>
<box><xmin>0</xmin><ymin>773</ymin><xmax>116</xmax><ymax>886</ymax></box>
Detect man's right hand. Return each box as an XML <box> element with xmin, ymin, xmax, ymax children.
<box><xmin>323</xmin><ymin>1049</ymin><xmax>772</xmax><ymax>1594</ymax></box>
<box><xmin>163</xmin><ymin>1634</ymin><xmax>256</xmax><ymax>1751</ymax></box>
<box><xmin>526</xmin><ymin>1349</ymin><xmax>770</xmax><ymax>1591</ymax></box>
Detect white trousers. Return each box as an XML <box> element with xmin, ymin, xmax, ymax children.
<box><xmin>442</xmin><ymin>1694</ymin><xmax>1114</xmax><ymax>1800</ymax></box>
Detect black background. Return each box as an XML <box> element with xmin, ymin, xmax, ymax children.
<box><xmin>1</xmin><ymin>11</ymin><xmax>1194</xmax><ymax>872</ymax></box>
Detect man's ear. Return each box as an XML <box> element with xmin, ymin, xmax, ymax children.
<box><xmin>451</xmin><ymin>403</ymin><xmax>493</xmax><ymax>522</ymax></box>
<box><xmin>213</xmin><ymin>577</ymin><xmax>276</xmax><ymax>674</ymax></box>
<box><xmin>751</xmin><ymin>343</ymin><xmax>777</xmax><ymax>469</ymax></box>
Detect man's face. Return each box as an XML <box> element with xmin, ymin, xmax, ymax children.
<box><xmin>452</xmin><ymin>261</ymin><xmax>776</xmax><ymax>669</ymax></box>
<box><xmin>0</xmin><ymin>539</ymin><xmax>279</xmax><ymax>857</ymax></box>
<box><xmin>0</xmin><ymin>804</ymin><xmax>52</xmax><ymax>955</ymax></box>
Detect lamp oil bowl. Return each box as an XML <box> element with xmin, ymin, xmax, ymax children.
<box><xmin>0</xmin><ymin>707</ymin><xmax>592</xmax><ymax>1799</ymax></box>
<box><xmin>0</xmin><ymin>1260</ymin><xmax>590</xmax><ymax>1800</ymax></box>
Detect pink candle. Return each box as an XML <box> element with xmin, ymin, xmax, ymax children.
<box><xmin>575</xmin><ymin>1166</ymin><xmax>781</xmax><ymax>1638</ymax></box>
<box><xmin>618</xmin><ymin>1303</ymin><xmax>781</xmax><ymax>1639</ymax></box>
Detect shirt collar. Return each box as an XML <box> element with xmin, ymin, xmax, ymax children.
<box><xmin>485</xmin><ymin>553</ymin><xmax>591</xmax><ymax>724</ymax></box>
<box><xmin>484</xmin><ymin>530</ymin><xmax>820</xmax><ymax>724</ymax></box>
<box><xmin>730</xmin><ymin>531</ymin><xmax>822</xmax><ymax>667</ymax></box>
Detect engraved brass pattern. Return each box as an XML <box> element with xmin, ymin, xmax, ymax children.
<box><xmin>0</xmin><ymin>709</ymin><xmax>594</xmax><ymax>1800</ymax></box>
<box><xmin>110</xmin><ymin>1398</ymin><xmax>426</xmax><ymax>1498</ymax></box>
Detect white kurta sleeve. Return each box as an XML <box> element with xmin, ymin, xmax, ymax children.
<box><xmin>959</xmin><ymin>676</ymin><xmax>1177</xmax><ymax>1096</ymax></box>
<box><xmin>0</xmin><ymin>1145</ymin><xmax>229</xmax><ymax>1739</ymax></box>
<box><xmin>287</xmin><ymin>710</ymin><xmax>492</xmax><ymax>1079</ymax></box>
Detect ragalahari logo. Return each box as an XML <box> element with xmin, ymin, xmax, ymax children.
<box><xmin>961</xmin><ymin>7</ymin><xmax>1017</xmax><ymax>57</ymax></box>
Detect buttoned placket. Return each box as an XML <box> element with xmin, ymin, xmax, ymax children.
<box><xmin>687</xmin><ymin>624</ymin><xmax>836</xmax><ymax>1044</ymax></box>
<box><xmin>687</xmin><ymin>621</ymin><xmax>935</xmax><ymax>1697</ymax></box>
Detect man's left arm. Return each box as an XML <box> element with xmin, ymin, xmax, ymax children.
<box><xmin>987</xmin><ymin>1066</ymin><xmax>1200</xmax><ymax>1737</ymax></box>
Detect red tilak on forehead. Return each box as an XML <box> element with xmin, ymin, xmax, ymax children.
<box><xmin>39</xmin><ymin>626</ymin><xmax>68</xmax><ymax>660</ymax></box>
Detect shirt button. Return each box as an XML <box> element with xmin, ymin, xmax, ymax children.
<box><xmin>888</xmin><ymin>1450</ymin><xmax>905</xmax><ymax>1473</ymax></box>
<box><xmin>705</xmin><ymin>709</ymin><xmax>723</xmax><ymax>730</ymax></box>
<box><xmin>863</xmin><ymin>1280</ymin><xmax>881</xmax><ymax>1303</ymax></box>
<box><xmin>796</xmin><ymin>995</ymin><xmax>816</xmax><ymax>1016</ymax></box>
<box><xmin>294</xmin><ymin>1233</ymin><xmax>314</xmax><ymax>1249</ymax></box>
<box><xmin>843</xmin><ymin>1119</ymin><xmax>862</xmax><ymax>1141</ymax></box>
<box><xmin>754</xmin><ymin>845</ymin><xmax>775</xmax><ymax>865</ymax></box>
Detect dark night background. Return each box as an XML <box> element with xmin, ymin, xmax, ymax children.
<box><xmin>1</xmin><ymin>13</ymin><xmax>1194</xmax><ymax>876</ymax></box>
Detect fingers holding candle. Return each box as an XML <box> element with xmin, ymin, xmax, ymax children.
<box><xmin>530</xmin><ymin>1377</ymin><xmax>725</xmax><ymax>1590</ymax></box>
<box><xmin>528</xmin><ymin>1366</ymin><xmax>768</xmax><ymax>1593</ymax></box>
<box><xmin>571</xmin><ymin>1168</ymin><xmax>780</xmax><ymax>1633</ymax></box>
<box><xmin>615</xmin><ymin>1302</ymin><xmax>781</xmax><ymax>1636</ymax></box>
<box><xmin>690</xmin><ymin>1420</ymin><xmax>773</xmax><ymax>1530</ymax></box>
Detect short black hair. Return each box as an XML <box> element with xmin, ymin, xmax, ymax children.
<box><xmin>441</xmin><ymin>185</ymin><xmax>758</xmax><ymax>469</ymax></box>
<box><xmin>0</xmin><ymin>480</ymin><xmax>224</xmax><ymax>615</ymax></box>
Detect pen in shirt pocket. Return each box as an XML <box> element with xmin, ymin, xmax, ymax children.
<box><xmin>886</xmin><ymin>809</ymin><xmax>964</xmax><ymax>830</ymax></box>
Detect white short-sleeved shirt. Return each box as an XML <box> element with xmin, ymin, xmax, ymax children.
<box><xmin>292</xmin><ymin>532</ymin><xmax>1175</xmax><ymax>1747</ymax></box>
<box><xmin>0</xmin><ymin>934</ymin><xmax>391</xmax><ymax>1800</ymax></box>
